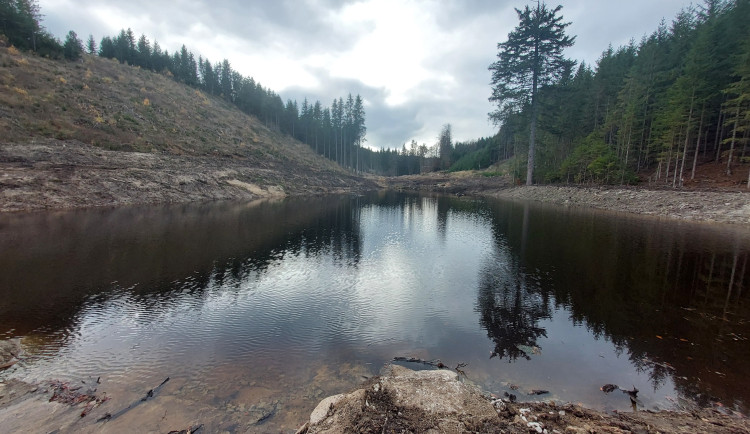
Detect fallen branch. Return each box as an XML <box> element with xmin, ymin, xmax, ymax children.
<box><xmin>48</xmin><ymin>380</ymin><xmax>110</xmax><ymax>418</ymax></box>
<box><xmin>393</xmin><ymin>357</ymin><xmax>446</xmax><ymax>369</ymax></box>
<box><xmin>455</xmin><ymin>362</ymin><xmax>468</xmax><ymax>376</ymax></box>
<box><xmin>97</xmin><ymin>377</ymin><xmax>170</xmax><ymax>422</ymax></box>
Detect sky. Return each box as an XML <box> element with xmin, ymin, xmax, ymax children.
<box><xmin>38</xmin><ymin>0</ymin><xmax>696</xmax><ymax>149</ymax></box>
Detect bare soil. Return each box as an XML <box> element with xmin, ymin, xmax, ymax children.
<box><xmin>0</xmin><ymin>139</ymin><xmax>376</xmax><ymax>212</ymax></box>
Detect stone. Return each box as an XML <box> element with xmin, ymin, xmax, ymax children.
<box><xmin>303</xmin><ymin>365</ymin><xmax>498</xmax><ymax>433</ymax></box>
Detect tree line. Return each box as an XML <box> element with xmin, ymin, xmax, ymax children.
<box><xmin>1</xmin><ymin>0</ymin><xmax>85</xmax><ymax>60</ymax></box>
<box><xmin>485</xmin><ymin>0</ymin><xmax>750</xmax><ymax>187</ymax></box>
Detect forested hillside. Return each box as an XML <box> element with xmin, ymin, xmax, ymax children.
<box><xmin>482</xmin><ymin>0</ymin><xmax>750</xmax><ymax>188</ymax></box>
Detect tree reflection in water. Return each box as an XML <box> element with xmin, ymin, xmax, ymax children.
<box><xmin>476</xmin><ymin>245</ymin><xmax>551</xmax><ymax>362</ymax></box>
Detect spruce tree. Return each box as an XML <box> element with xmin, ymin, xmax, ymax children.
<box><xmin>86</xmin><ymin>34</ymin><xmax>96</xmax><ymax>54</ymax></box>
<box><xmin>62</xmin><ymin>30</ymin><xmax>83</xmax><ymax>60</ymax></box>
<box><xmin>489</xmin><ymin>2</ymin><xmax>575</xmax><ymax>185</ymax></box>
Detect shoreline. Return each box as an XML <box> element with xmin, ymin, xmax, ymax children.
<box><xmin>296</xmin><ymin>365</ymin><xmax>750</xmax><ymax>433</ymax></box>
<box><xmin>2</xmin><ymin>141</ymin><xmax>749</xmax><ymax>228</ymax></box>
<box><xmin>3</xmin><ymin>362</ymin><xmax>747</xmax><ymax>433</ymax></box>
<box><xmin>386</xmin><ymin>172</ymin><xmax>750</xmax><ymax>226</ymax></box>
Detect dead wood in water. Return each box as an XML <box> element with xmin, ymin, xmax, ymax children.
<box><xmin>48</xmin><ymin>380</ymin><xmax>110</xmax><ymax>417</ymax></box>
<box><xmin>97</xmin><ymin>377</ymin><xmax>170</xmax><ymax>422</ymax></box>
<box><xmin>393</xmin><ymin>356</ymin><xmax>469</xmax><ymax>372</ymax></box>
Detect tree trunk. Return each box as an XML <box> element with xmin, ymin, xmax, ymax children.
<box><xmin>527</xmin><ymin>60</ymin><xmax>540</xmax><ymax>185</ymax></box>
<box><xmin>715</xmin><ymin>105</ymin><xmax>724</xmax><ymax>163</ymax></box>
<box><xmin>665</xmin><ymin>131</ymin><xmax>674</xmax><ymax>184</ymax></box>
<box><xmin>636</xmin><ymin>84</ymin><xmax>651</xmax><ymax>172</ymax></box>
<box><xmin>527</xmin><ymin>102</ymin><xmax>537</xmax><ymax>185</ymax></box>
<box><xmin>621</xmin><ymin>125</ymin><xmax>632</xmax><ymax>185</ymax></box>
<box><xmin>526</xmin><ymin>14</ymin><xmax>541</xmax><ymax>187</ymax></box>
<box><xmin>727</xmin><ymin>103</ymin><xmax>740</xmax><ymax>176</ymax></box>
<box><xmin>691</xmin><ymin>105</ymin><xmax>705</xmax><ymax>180</ymax></box>
<box><xmin>678</xmin><ymin>90</ymin><xmax>694</xmax><ymax>188</ymax></box>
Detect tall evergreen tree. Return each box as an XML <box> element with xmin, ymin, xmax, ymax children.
<box><xmin>136</xmin><ymin>34</ymin><xmax>151</xmax><ymax>68</ymax></box>
<box><xmin>219</xmin><ymin>59</ymin><xmax>233</xmax><ymax>101</ymax></box>
<box><xmin>489</xmin><ymin>2</ymin><xmax>575</xmax><ymax>185</ymax></box>
<box><xmin>353</xmin><ymin>95</ymin><xmax>366</xmax><ymax>171</ymax></box>
<box><xmin>86</xmin><ymin>34</ymin><xmax>96</xmax><ymax>54</ymax></box>
<box><xmin>438</xmin><ymin>124</ymin><xmax>453</xmax><ymax>170</ymax></box>
<box><xmin>62</xmin><ymin>30</ymin><xmax>83</xmax><ymax>60</ymax></box>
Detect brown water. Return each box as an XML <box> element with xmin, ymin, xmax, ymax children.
<box><xmin>0</xmin><ymin>192</ymin><xmax>748</xmax><ymax>432</ymax></box>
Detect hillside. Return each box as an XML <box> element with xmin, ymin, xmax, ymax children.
<box><xmin>0</xmin><ymin>44</ymin><xmax>376</xmax><ymax>211</ymax></box>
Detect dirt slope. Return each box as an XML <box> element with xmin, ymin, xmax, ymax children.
<box><xmin>0</xmin><ymin>44</ymin><xmax>375</xmax><ymax>211</ymax></box>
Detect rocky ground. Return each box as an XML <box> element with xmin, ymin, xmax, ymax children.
<box><xmin>298</xmin><ymin>365</ymin><xmax>749</xmax><ymax>434</ymax></box>
<box><xmin>386</xmin><ymin>171</ymin><xmax>750</xmax><ymax>225</ymax></box>
<box><xmin>3</xmin><ymin>356</ymin><xmax>748</xmax><ymax>434</ymax></box>
<box><xmin>0</xmin><ymin>139</ymin><xmax>377</xmax><ymax>212</ymax></box>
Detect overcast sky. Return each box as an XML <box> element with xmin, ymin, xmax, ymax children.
<box><xmin>39</xmin><ymin>0</ymin><xmax>695</xmax><ymax>149</ymax></box>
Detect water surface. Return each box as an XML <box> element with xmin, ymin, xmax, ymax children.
<box><xmin>1</xmin><ymin>193</ymin><xmax>748</xmax><ymax>431</ymax></box>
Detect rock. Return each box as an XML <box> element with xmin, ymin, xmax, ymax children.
<box><xmin>306</xmin><ymin>389</ymin><xmax>366</xmax><ymax>433</ymax></box>
<box><xmin>309</xmin><ymin>393</ymin><xmax>346</xmax><ymax>425</ymax></box>
<box><xmin>0</xmin><ymin>339</ymin><xmax>22</xmax><ymax>369</ymax></box>
<box><xmin>302</xmin><ymin>365</ymin><xmax>499</xmax><ymax>433</ymax></box>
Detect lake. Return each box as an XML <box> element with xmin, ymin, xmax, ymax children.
<box><xmin>1</xmin><ymin>192</ymin><xmax>748</xmax><ymax>432</ymax></box>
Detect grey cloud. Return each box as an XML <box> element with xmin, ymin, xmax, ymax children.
<box><xmin>42</xmin><ymin>0</ymin><xmax>363</xmax><ymax>54</ymax></box>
